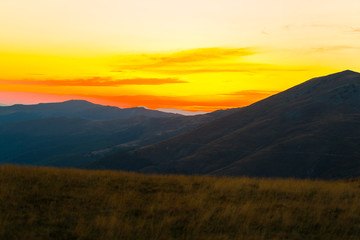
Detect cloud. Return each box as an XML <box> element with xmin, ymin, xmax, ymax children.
<box><xmin>79</xmin><ymin>90</ymin><xmax>279</xmax><ymax>112</ymax></box>
<box><xmin>219</xmin><ymin>90</ymin><xmax>279</xmax><ymax>107</ymax></box>
<box><xmin>28</xmin><ymin>73</ymin><xmax>45</xmax><ymax>76</ymax></box>
<box><xmin>283</xmin><ymin>23</ymin><xmax>353</xmax><ymax>33</ymax></box>
<box><xmin>0</xmin><ymin>77</ymin><xmax>187</xmax><ymax>86</ymax></box>
<box><xmin>86</xmin><ymin>94</ymin><xmax>232</xmax><ymax>112</ymax></box>
<box><xmin>311</xmin><ymin>45</ymin><xmax>360</xmax><ymax>53</ymax></box>
<box><xmin>283</xmin><ymin>24</ymin><xmax>292</xmax><ymax>31</ymax></box>
<box><xmin>150</xmin><ymin>64</ymin><xmax>308</xmax><ymax>75</ymax></box>
<box><xmin>148</xmin><ymin>47</ymin><xmax>256</xmax><ymax>64</ymax></box>
<box><xmin>111</xmin><ymin>47</ymin><xmax>307</xmax><ymax>75</ymax></box>
<box><xmin>0</xmin><ymin>88</ymin><xmax>279</xmax><ymax>112</ymax></box>
<box><xmin>308</xmin><ymin>24</ymin><xmax>360</xmax><ymax>35</ymax></box>
<box><xmin>310</xmin><ymin>23</ymin><xmax>344</xmax><ymax>29</ymax></box>
<box><xmin>349</xmin><ymin>28</ymin><xmax>360</xmax><ymax>33</ymax></box>
<box><xmin>261</xmin><ymin>29</ymin><xmax>269</xmax><ymax>35</ymax></box>
<box><xmin>223</xmin><ymin>90</ymin><xmax>279</xmax><ymax>97</ymax></box>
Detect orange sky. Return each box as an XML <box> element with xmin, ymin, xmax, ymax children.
<box><xmin>1</xmin><ymin>0</ymin><xmax>360</xmax><ymax>111</ymax></box>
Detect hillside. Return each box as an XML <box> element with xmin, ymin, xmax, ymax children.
<box><xmin>0</xmin><ymin>108</ymin><xmax>237</xmax><ymax>167</ymax></box>
<box><xmin>0</xmin><ymin>100</ymin><xmax>177</xmax><ymax>123</ymax></box>
<box><xmin>90</xmin><ymin>70</ymin><xmax>360</xmax><ymax>179</ymax></box>
<box><xmin>1</xmin><ymin>165</ymin><xmax>360</xmax><ymax>240</ymax></box>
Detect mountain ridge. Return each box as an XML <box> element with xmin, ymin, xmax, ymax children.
<box><xmin>89</xmin><ymin>70</ymin><xmax>360</xmax><ymax>179</ymax></box>
<box><xmin>0</xmin><ymin>99</ymin><xmax>178</xmax><ymax>123</ymax></box>
<box><xmin>0</xmin><ymin>105</ymin><xmax>239</xmax><ymax>167</ymax></box>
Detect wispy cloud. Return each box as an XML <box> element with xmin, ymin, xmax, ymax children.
<box><xmin>150</xmin><ymin>64</ymin><xmax>307</xmax><ymax>75</ymax></box>
<box><xmin>261</xmin><ymin>29</ymin><xmax>269</xmax><ymax>35</ymax></box>
<box><xmin>310</xmin><ymin>45</ymin><xmax>360</xmax><ymax>53</ymax></box>
<box><xmin>223</xmin><ymin>90</ymin><xmax>279</xmax><ymax>97</ymax></box>
<box><xmin>80</xmin><ymin>90</ymin><xmax>279</xmax><ymax>112</ymax></box>
<box><xmin>112</xmin><ymin>47</ymin><xmax>306</xmax><ymax>74</ymax></box>
<box><xmin>310</xmin><ymin>23</ymin><xmax>346</xmax><ymax>29</ymax></box>
<box><xmin>284</xmin><ymin>23</ymin><xmax>360</xmax><ymax>37</ymax></box>
<box><xmin>148</xmin><ymin>47</ymin><xmax>256</xmax><ymax>64</ymax></box>
<box><xmin>0</xmin><ymin>89</ymin><xmax>279</xmax><ymax>112</ymax></box>
<box><xmin>349</xmin><ymin>27</ymin><xmax>360</xmax><ymax>33</ymax></box>
<box><xmin>0</xmin><ymin>77</ymin><xmax>187</xmax><ymax>86</ymax></box>
<box><xmin>219</xmin><ymin>90</ymin><xmax>279</xmax><ymax>108</ymax></box>
<box><xmin>283</xmin><ymin>24</ymin><xmax>292</xmax><ymax>31</ymax></box>
<box><xmin>82</xmin><ymin>94</ymin><xmax>234</xmax><ymax>112</ymax></box>
<box><xmin>28</xmin><ymin>73</ymin><xmax>45</xmax><ymax>76</ymax></box>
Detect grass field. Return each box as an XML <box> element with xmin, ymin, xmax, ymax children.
<box><xmin>1</xmin><ymin>165</ymin><xmax>360</xmax><ymax>240</ymax></box>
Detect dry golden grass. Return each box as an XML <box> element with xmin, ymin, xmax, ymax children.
<box><xmin>1</xmin><ymin>165</ymin><xmax>360</xmax><ymax>240</ymax></box>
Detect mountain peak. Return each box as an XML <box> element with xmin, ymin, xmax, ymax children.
<box><xmin>0</xmin><ymin>99</ymin><xmax>178</xmax><ymax>123</ymax></box>
<box><xmin>339</xmin><ymin>69</ymin><xmax>359</xmax><ymax>74</ymax></box>
<box><xmin>35</xmin><ymin>100</ymin><xmax>96</xmax><ymax>107</ymax></box>
<box><xmin>91</xmin><ymin>71</ymin><xmax>360</xmax><ymax>179</ymax></box>
<box><xmin>59</xmin><ymin>100</ymin><xmax>95</xmax><ymax>105</ymax></box>
<box><xmin>329</xmin><ymin>70</ymin><xmax>360</xmax><ymax>78</ymax></box>
<box><xmin>285</xmin><ymin>70</ymin><xmax>360</xmax><ymax>98</ymax></box>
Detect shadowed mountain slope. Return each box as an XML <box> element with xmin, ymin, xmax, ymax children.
<box><xmin>0</xmin><ymin>100</ymin><xmax>177</xmax><ymax>123</ymax></box>
<box><xmin>0</xmin><ymin>107</ymin><xmax>237</xmax><ymax>167</ymax></box>
<box><xmin>90</xmin><ymin>70</ymin><xmax>360</xmax><ymax>179</ymax></box>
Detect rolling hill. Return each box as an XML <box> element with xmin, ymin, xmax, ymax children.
<box><xmin>0</xmin><ymin>106</ymin><xmax>237</xmax><ymax>167</ymax></box>
<box><xmin>0</xmin><ymin>100</ymin><xmax>177</xmax><ymax>123</ymax></box>
<box><xmin>89</xmin><ymin>70</ymin><xmax>360</xmax><ymax>179</ymax></box>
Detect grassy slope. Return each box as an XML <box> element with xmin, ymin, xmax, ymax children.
<box><xmin>1</xmin><ymin>165</ymin><xmax>360</xmax><ymax>240</ymax></box>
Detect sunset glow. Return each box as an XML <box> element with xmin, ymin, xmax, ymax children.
<box><xmin>1</xmin><ymin>0</ymin><xmax>360</xmax><ymax>111</ymax></box>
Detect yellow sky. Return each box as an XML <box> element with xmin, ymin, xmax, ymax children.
<box><xmin>0</xmin><ymin>0</ymin><xmax>359</xmax><ymax>111</ymax></box>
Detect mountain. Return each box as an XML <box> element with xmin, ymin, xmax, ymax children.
<box><xmin>0</xmin><ymin>100</ymin><xmax>177</xmax><ymax>123</ymax></box>
<box><xmin>157</xmin><ymin>108</ymin><xmax>207</xmax><ymax>116</ymax></box>
<box><xmin>0</xmin><ymin>107</ymin><xmax>238</xmax><ymax>167</ymax></box>
<box><xmin>89</xmin><ymin>70</ymin><xmax>360</xmax><ymax>179</ymax></box>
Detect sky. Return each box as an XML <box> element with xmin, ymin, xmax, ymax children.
<box><xmin>0</xmin><ymin>0</ymin><xmax>359</xmax><ymax>111</ymax></box>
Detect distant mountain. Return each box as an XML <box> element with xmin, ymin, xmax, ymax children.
<box><xmin>90</xmin><ymin>70</ymin><xmax>360</xmax><ymax>179</ymax></box>
<box><xmin>0</xmin><ymin>106</ymin><xmax>238</xmax><ymax>167</ymax></box>
<box><xmin>157</xmin><ymin>108</ymin><xmax>208</xmax><ymax>116</ymax></box>
<box><xmin>0</xmin><ymin>100</ymin><xmax>177</xmax><ymax>123</ymax></box>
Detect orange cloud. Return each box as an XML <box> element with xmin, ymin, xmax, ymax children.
<box><xmin>112</xmin><ymin>47</ymin><xmax>307</xmax><ymax>74</ymax></box>
<box><xmin>0</xmin><ymin>89</ymin><xmax>279</xmax><ymax>112</ymax></box>
<box><xmin>223</xmin><ymin>90</ymin><xmax>279</xmax><ymax>97</ymax></box>
<box><xmin>0</xmin><ymin>77</ymin><xmax>186</xmax><ymax>86</ymax></box>
<box><xmin>145</xmin><ymin>64</ymin><xmax>308</xmax><ymax>75</ymax></box>
<box><xmin>79</xmin><ymin>90</ymin><xmax>279</xmax><ymax>112</ymax></box>
<box><xmin>148</xmin><ymin>47</ymin><xmax>256</xmax><ymax>64</ymax></box>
